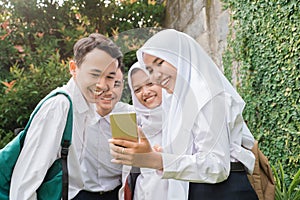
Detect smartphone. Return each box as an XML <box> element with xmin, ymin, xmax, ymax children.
<box><xmin>110</xmin><ymin>112</ymin><xmax>138</xmax><ymax>142</ymax></box>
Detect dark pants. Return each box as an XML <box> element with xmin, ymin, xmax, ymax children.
<box><xmin>188</xmin><ymin>171</ymin><xmax>258</xmax><ymax>200</ymax></box>
<box><xmin>72</xmin><ymin>185</ymin><xmax>121</xmax><ymax>200</ymax></box>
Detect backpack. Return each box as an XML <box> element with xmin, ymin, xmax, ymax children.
<box><xmin>247</xmin><ymin>140</ymin><xmax>275</xmax><ymax>200</ymax></box>
<box><xmin>0</xmin><ymin>90</ymin><xmax>73</xmax><ymax>200</ymax></box>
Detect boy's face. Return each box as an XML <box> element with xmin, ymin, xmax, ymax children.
<box><xmin>96</xmin><ymin>68</ymin><xmax>124</xmax><ymax>116</ymax></box>
<box><xmin>72</xmin><ymin>48</ymin><xmax>118</xmax><ymax>103</ymax></box>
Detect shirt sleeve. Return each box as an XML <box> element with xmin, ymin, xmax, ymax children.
<box><xmin>161</xmin><ymin>94</ymin><xmax>231</xmax><ymax>184</ymax></box>
<box><xmin>10</xmin><ymin>94</ymin><xmax>70</xmax><ymax>200</ymax></box>
<box><xmin>223</xmin><ymin>93</ymin><xmax>255</xmax><ymax>173</ymax></box>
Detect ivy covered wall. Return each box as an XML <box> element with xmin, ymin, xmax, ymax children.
<box><xmin>222</xmin><ymin>0</ymin><xmax>299</xmax><ymax>180</ymax></box>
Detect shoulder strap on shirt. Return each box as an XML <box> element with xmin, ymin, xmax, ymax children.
<box><xmin>23</xmin><ymin>89</ymin><xmax>73</xmax><ymax>200</ymax></box>
<box><xmin>48</xmin><ymin>89</ymin><xmax>72</xmax><ymax>200</ymax></box>
<box><xmin>52</xmin><ymin>90</ymin><xmax>72</xmax><ymax>200</ymax></box>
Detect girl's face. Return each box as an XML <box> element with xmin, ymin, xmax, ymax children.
<box><xmin>131</xmin><ymin>69</ymin><xmax>162</xmax><ymax>109</ymax></box>
<box><xmin>143</xmin><ymin>53</ymin><xmax>177</xmax><ymax>94</ymax></box>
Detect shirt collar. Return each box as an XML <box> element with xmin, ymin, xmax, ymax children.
<box><xmin>93</xmin><ymin>102</ymin><xmax>135</xmax><ymax>125</ymax></box>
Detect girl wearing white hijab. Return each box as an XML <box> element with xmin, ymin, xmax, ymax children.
<box><xmin>120</xmin><ymin>62</ymin><xmax>168</xmax><ymax>200</ymax></box>
<box><xmin>109</xmin><ymin>29</ymin><xmax>258</xmax><ymax>200</ymax></box>
<box><xmin>128</xmin><ymin>62</ymin><xmax>162</xmax><ymax>139</ymax></box>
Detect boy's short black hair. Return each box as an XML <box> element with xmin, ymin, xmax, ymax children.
<box><xmin>73</xmin><ymin>33</ymin><xmax>123</xmax><ymax>69</ymax></box>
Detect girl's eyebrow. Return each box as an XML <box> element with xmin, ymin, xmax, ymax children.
<box><xmin>152</xmin><ymin>57</ymin><xmax>161</xmax><ymax>64</ymax></box>
<box><xmin>145</xmin><ymin>57</ymin><xmax>162</xmax><ymax>69</ymax></box>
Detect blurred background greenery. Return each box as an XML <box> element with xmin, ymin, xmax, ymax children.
<box><xmin>0</xmin><ymin>0</ymin><xmax>165</xmax><ymax>144</ymax></box>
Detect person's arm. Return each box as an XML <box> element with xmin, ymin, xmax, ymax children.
<box><xmin>161</xmin><ymin>94</ymin><xmax>231</xmax><ymax>183</ymax></box>
<box><xmin>10</xmin><ymin>95</ymin><xmax>70</xmax><ymax>200</ymax></box>
<box><xmin>110</xmin><ymin>94</ymin><xmax>231</xmax><ymax>184</ymax></box>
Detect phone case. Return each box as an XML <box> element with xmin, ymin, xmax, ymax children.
<box><xmin>110</xmin><ymin>112</ymin><xmax>138</xmax><ymax>142</ymax></box>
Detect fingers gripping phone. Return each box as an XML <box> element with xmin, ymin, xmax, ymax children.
<box><xmin>110</xmin><ymin>112</ymin><xmax>138</xmax><ymax>142</ymax></box>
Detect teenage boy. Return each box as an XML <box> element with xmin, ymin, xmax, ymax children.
<box><xmin>73</xmin><ymin>67</ymin><xmax>134</xmax><ymax>200</ymax></box>
<box><xmin>10</xmin><ymin>33</ymin><xmax>123</xmax><ymax>200</ymax></box>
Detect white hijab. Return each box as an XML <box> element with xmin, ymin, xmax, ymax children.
<box><xmin>127</xmin><ymin>62</ymin><xmax>162</xmax><ymax>141</ymax></box>
<box><xmin>137</xmin><ymin>29</ymin><xmax>247</xmax><ymax>199</ymax></box>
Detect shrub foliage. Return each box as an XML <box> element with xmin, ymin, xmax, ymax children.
<box><xmin>0</xmin><ymin>0</ymin><xmax>165</xmax><ymax>147</ymax></box>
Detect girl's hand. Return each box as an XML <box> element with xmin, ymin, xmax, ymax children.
<box><xmin>109</xmin><ymin>127</ymin><xmax>163</xmax><ymax>169</ymax></box>
<box><xmin>153</xmin><ymin>144</ymin><xmax>163</xmax><ymax>152</ymax></box>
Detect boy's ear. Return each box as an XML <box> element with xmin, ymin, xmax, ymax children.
<box><xmin>69</xmin><ymin>60</ymin><xmax>77</xmax><ymax>77</ymax></box>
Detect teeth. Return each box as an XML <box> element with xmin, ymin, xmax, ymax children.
<box><xmin>161</xmin><ymin>78</ymin><xmax>169</xmax><ymax>86</ymax></box>
<box><xmin>102</xmin><ymin>97</ymin><xmax>113</xmax><ymax>101</ymax></box>
<box><xmin>94</xmin><ymin>90</ymin><xmax>104</xmax><ymax>96</ymax></box>
<box><xmin>144</xmin><ymin>95</ymin><xmax>155</xmax><ymax>102</ymax></box>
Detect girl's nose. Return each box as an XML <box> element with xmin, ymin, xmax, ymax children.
<box><xmin>150</xmin><ymin>70</ymin><xmax>162</xmax><ymax>84</ymax></box>
<box><xmin>142</xmin><ymin>86</ymin><xmax>151</xmax><ymax>95</ymax></box>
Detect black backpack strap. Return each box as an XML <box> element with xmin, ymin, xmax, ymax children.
<box><xmin>61</xmin><ymin>140</ymin><xmax>70</xmax><ymax>200</ymax></box>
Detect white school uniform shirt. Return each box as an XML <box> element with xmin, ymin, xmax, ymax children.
<box><xmin>120</xmin><ymin>128</ymin><xmax>168</xmax><ymax>200</ymax></box>
<box><xmin>10</xmin><ymin>78</ymin><xmax>95</xmax><ymax>200</ymax></box>
<box><xmin>80</xmin><ymin>102</ymin><xmax>134</xmax><ymax>192</ymax></box>
<box><xmin>118</xmin><ymin>63</ymin><xmax>168</xmax><ymax>200</ymax></box>
<box><xmin>161</xmin><ymin>92</ymin><xmax>255</xmax><ymax>182</ymax></box>
<box><xmin>119</xmin><ymin>105</ymin><xmax>169</xmax><ymax>200</ymax></box>
<box><xmin>137</xmin><ymin>29</ymin><xmax>256</xmax><ymax>199</ymax></box>
<box><xmin>119</xmin><ymin>127</ymin><xmax>169</xmax><ymax>200</ymax></box>
<box><xmin>132</xmin><ymin>128</ymin><xmax>168</xmax><ymax>200</ymax></box>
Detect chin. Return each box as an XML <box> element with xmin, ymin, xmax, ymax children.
<box><xmin>83</xmin><ymin>91</ymin><xmax>99</xmax><ymax>103</ymax></box>
<box><xmin>85</xmin><ymin>95</ymin><xmax>97</xmax><ymax>103</ymax></box>
<box><xmin>91</xmin><ymin>95</ymin><xmax>103</xmax><ymax>103</ymax></box>
<box><xmin>166</xmin><ymin>88</ymin><xmax>174</xmax><ymax>94</ymax></box>
<box><xmin>146</xmin><ymin>104</ymin><xmax>156</xmax><ymax>109</ymax></box>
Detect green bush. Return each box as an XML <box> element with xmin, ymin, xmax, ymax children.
<box><xmin>0</xmin><ymin>0</ymin><xmax>165</xmax><ymax>147</ymax></box>
<box><xmin>0</xmin><ymin>129</ymin><xmax>14</xmax><ymax>149</ymax></box>
<box><xmin>222</xmin><ymin>0</ymin><xmax>299</xmax><ymax>184</ymax></box>
<box><xmin>0</xmin><ymin>52</ymin><xmax>70</xmax><ymax>148</ymax></box>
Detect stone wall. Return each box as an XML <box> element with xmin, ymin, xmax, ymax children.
<box><xmin>164</xmin><ymin>0</ymin><xmax>229</xmax><ymax>72</ymax></box>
